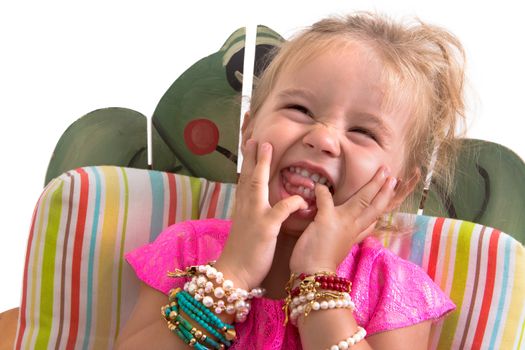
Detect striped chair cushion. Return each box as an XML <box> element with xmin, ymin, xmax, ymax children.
<box><xmin>14</xmin><ymin>166</ymin><xmax>525</xmax><ymax>349</ymax></box>
<box><xmin>384</xmin><ymin>216</ymin><xmax>525</xmax><ymax>349</ymax></box>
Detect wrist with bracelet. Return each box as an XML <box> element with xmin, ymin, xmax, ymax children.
<box><xmin>284</xmin><ymin>271</ymin><xmax>366</xmax><ymax>348</ymax></box>
<box><xmin>162</xmin><ymin>263</ymin><xmax>366</xmax><ymax>349</ymax></box>
<box><xmin>162</xmin><ymin>262</ymin><xmax>265</xmax><ymax>349</ymax></box>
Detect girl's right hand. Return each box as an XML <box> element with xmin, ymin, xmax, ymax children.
<box><xmin>214</xmin><ymin>139</ymin><xmax>307</xmax><ymax>290</ymax></box>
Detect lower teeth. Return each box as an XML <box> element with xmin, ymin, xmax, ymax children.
<box><xmin>284</xmin><ymin>181</ymin><xmax>314</xmax><ymax>200</ymax></box>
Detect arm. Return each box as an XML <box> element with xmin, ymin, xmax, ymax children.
<box><xmin>117</xmin><ymin>140</ymin><xmax>304</xmax><ymax>349</ymax></box>
<box><xmin>115</xmin><ymin>283</ymin><xmax>184</xmax><ymax>350</ymax></box>
<box><xmin>291</xmin><ymin>169</ymin><xmax>426</xmax><ymax>349</ymax></box>
<box><xmin>297</xmin><ymin>307</ymin><xmax>431</xmax><ymax>350</ymax></box>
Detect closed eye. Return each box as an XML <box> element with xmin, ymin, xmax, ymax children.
<box><xmin>349</xmin><ymin>127</ymin><xmax>379</xmax><ymax>143</ymax></box>
<box><xmin>286</xmin><ymin>104</ymin><xmax>313</xmax><ymax>117</ymax></box>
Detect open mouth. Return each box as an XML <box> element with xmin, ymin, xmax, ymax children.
<box><xmin>280</xmin><ymin>166</ymin><xmax>335</xmax><ymax>205</ymax></box>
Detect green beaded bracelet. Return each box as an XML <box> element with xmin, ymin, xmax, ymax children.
<box><xmin>174</xmin><ymin>311</ymin><xmax>223</xmax><ymax>350</ymax></box>
<box><xmin>178</xmin><ymin>290</ymin><xmax>235</xmax><ymax>331</ymax></box>
<box><xmin>164</xmin><ymin>301</ymin><xmax>225</xmax><ymax>349</ymax></box>
<box><xmin>176</xmin><ymin>290</ymin><xmax>236</xmax><ymax>342</ymax></box>
<box><xmin>167</xmin><ymin>319</ymin><xmax>209</xmax><ymax>350</ymax></box>
<box><xmin>178</xmin><ymin>297</ymin><xmax>232</xmax><ymax>346</ymax></box>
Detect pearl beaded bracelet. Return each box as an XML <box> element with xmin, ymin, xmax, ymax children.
<box><xmin>325</xmin><ymin>326</ymin><xmax>367</xmax><ymax>350</ymax></box>
<box><xmin>289</xmin><ymin>292</ymin><xmax>355</xmax><ymax>325</ymax></box>
<box><xmin>284</xmin><ymin>271</ymin><xmax>354</xmax><ymax>325</ymax></box>
<box><xmin>170</xmin><ymin>263</ymin><xmax>265</xmax><ymax>322</ymax></box>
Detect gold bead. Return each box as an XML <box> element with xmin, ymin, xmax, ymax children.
<box><xmin>224</xmin><ymin>328</ymin><xmax>237</xmax><ymax>341</ymax></box>
<box><xmin>189</xmin><ymin>338</ymin><xmax>197</xmax><ymax>346</ymax></box>
<box><xmin>194</xmin><ymin>330</ymin><xmax>203</xmax><ymax>338</ymax></box>
<box><xmin>169</xmin><ymin>288</ymin><xmax>180</xmax><ymax>298</ymax></box>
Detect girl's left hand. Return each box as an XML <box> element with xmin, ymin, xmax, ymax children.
<box><xmin>289</xmin><ymin>167</ymin><xmax>397</xmax><ymax>274</ymax></box>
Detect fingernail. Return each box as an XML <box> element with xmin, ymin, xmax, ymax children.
<box><xmin>261</xmin><ymin>142</ymin><xmax>271</xmax><ymax>151</ymax></box>
<box><xmin>389</xmin><ymin>177</ymin><xmax>397</xmax><ymax>189</ymax></box>
<box><xmin>381</xmin><ymin>167</ymin><xmax>391</xmax><ymax>179</ymax></box>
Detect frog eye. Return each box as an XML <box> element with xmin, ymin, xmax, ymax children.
<box><xmin>222</xmin><ymin>28</ymin><xmax>246</xmax><ymax>92</ymax></box>
<box><xmin>253</xmin><ymin>44</ymin><xmax>276</xmax><ymax>78</ymax></box>
<box><xmin>225</xmin><ymin>48</ymin><xmax>244</xmax><ymax>92</ymax></box>
<box><xmin>225</xmin><ymin>43</ymin><xmax>277</xmax><ymax>92</ymax></box>
<box><xmin>252</xmin><ymin>25</ymin><xmax>284</xmax><ymax>78</ymax></box>
<box><xmin>223</xmin><ymin>26</ymin><xmax>284</xmax><ymax>92</ymax></box>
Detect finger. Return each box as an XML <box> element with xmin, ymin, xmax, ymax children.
<box><xmin>314</xmin><ymin>184</ymin><xmax>334</xmax><ymax>212</ymax></box>
<box><xmin>386</xmin><ymin>170</ymin><xmax>420</xmax><ymax>212</ymax></box>
<box><xmin>268</xmin><ymin>195</ymin><xmax>308</xmax><ymax>224</ymax></box>
<box><xmin>356</xmin><ymin>176</ymin><xmax>397</xmax><ymax>227</ymax></box>
<box><xmin>252</xmin><ymin>142</ymin><xmax>272</xmax><ymax>185</ymax></box>
<box><xmin>369</xmin><ymin>176</ymin><xmax>397</xmax><ymax>212</ymax></box>
<box><xmin>238</xmin><ymin>139</ymin><xmax>257</xmax><ymax>184</ymax></box>
<box><xmin>248</xmin><ymin>142</ymin><xmax>273</xmax><ymax>199</ymax></box>
<box><xmin>343</xmin><ymin>167</ymin><xmax>389</xmax><ymax>210</ymax></box>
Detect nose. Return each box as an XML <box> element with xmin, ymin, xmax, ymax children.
<box><xmin>303</xmin><ymin>123</ymin><xmax>341</xmax><ymax>157</ymax></box>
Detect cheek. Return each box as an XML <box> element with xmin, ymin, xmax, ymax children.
<box><xmin>388</xmin><ymin>147</ymin><xmax>408</xmax><ymax>179</ymax></box>
<box><xmin>355</xmin><ymin>157</ymin><xmax>380</xmax><ymax>183</ymax></box>
<box><xmin>336</xmin><ymin>150</ymin><xmax>383</xmax><ymax>204</ymax></box>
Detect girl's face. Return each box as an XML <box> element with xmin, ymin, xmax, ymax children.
<box><xmin>243</xmin><ymin>42</ymin><xmax>414</xmax><ymax>235</ymax></box>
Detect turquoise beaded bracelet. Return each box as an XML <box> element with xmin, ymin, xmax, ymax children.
<box><xmin>174</xmin><ymin>289</ymin><xmax>236</xmax><ymax>341</ymax></box>
<box><xmin>165</xmin><ymin>304</ymin><xmax>224</xmax><ymax>350</ymax></box>
<box><xmin>163</xmin><ymin>288</ymin><xmax>236</xmax><ymax>348</ymax></box>
<box><xmin>176</xmin><ymin>294</ymin><xmax>233</xmax><ymax>346</ymax></box>
<box><xmin>175</xmin><ymin>289</ymin><xmax>236</xmax><ymax>333</ymax></box>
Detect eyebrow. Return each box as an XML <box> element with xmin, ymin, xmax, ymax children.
<box><xmin>276</xmin><ymin>88</ymin><xmax>316</xmax><ymax>101</ymax></box>
<box><xmin>354</xmin><ymin>112</ymin><xmax>392</xmax><ymax>134</ymax></box>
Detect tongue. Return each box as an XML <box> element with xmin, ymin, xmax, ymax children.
<box><xmin>282</xmin><ymin>169</ymin><xmax>316</xmax><ymax>204</ymax></box>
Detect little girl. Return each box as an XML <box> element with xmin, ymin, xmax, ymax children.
<box><xmin>117</xmin><ymin>12</ymin><xmax>465</xmax><ymax>350</ymax></box>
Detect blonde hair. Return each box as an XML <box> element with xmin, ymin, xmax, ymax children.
<box><xmin>251</xmin><ymin>12</ymin><xmax>466</xmax><ymax>213</ymax></box>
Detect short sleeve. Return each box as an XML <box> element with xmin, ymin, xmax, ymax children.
<box><xmin>125</xmin><ymin>219</ymin><xmax>231</xmax><ymax>294</ymax></box>
<box><xmin>339</xmin><ymin>237</ymin><xmax>456</xmax><ymax>335</ymax></box>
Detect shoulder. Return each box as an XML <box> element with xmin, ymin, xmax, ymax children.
<box><xmin>125</xmin><ymin>218</ymin><xmax>232</xmax><ymax>294</ymax></box>
<box><xmin>338</xmin><ymin>237</ymin><xmax>455</xmax><ymax>335</ymax></box>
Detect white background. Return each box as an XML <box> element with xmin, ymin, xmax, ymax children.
<box><xmin>1</xmin><ymin>1</ymin><xmax>524</xmax><ymax>313</ymax></box>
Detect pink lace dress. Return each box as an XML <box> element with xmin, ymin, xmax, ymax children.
<box><xmin>126</xmin><ymin>219</ymin><xmax>454</xmax><ymax>349</ymax></box>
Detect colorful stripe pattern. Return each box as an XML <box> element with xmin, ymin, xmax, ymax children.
<box><xmin>14</xmin><ymin>166</ymin><xmax>525</xmax><ymax>349</ymax></box>
<box><xmin>386</xmin><ymin>215</ymin><xmax>525</xmax><ymax>349</ymax></box>
<box><xmin>14</xmin><ymin>166</ymin><xmax>235</xmax><ymax>349</ymax></box>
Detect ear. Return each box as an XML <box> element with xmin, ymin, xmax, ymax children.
<box><xmin>240</xmin><ymin>111</ymin><xmax>254</xmax><ymax>153</ymax></box>
<box><xmin>387</xmin><ymin>167</ymin><xmax>421</xmax><ymax>211</ymax></box>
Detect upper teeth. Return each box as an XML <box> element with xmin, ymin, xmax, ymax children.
<box><xmin>289</xmin><ymin>166</ymin><xmax>331</xmax><ymax>187</ymax></box>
